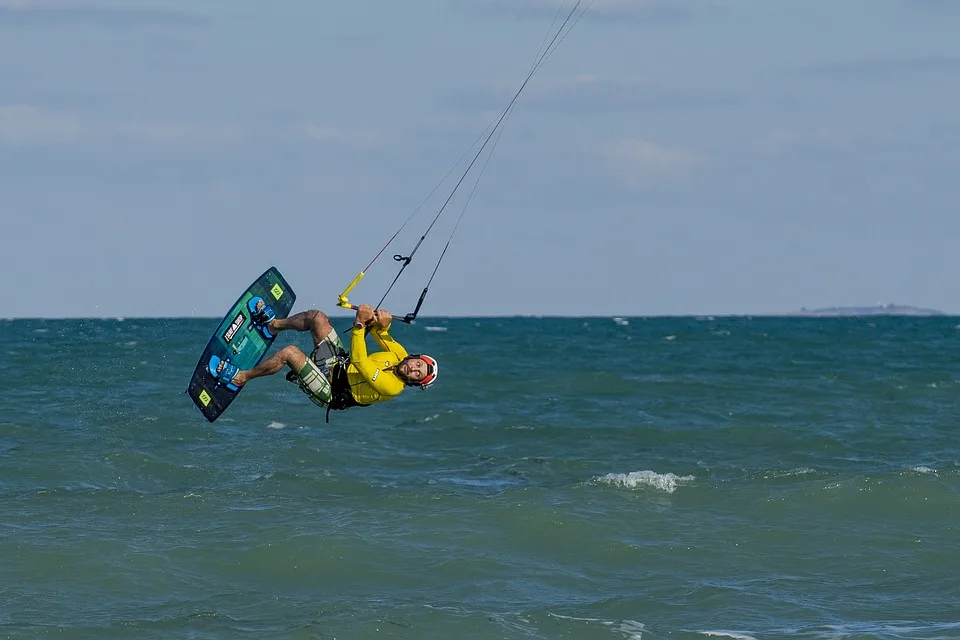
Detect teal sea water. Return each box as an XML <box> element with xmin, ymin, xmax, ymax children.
<box><xmin>2</xmin><ymin>315</ymin><xmax>959</xmax><ymax>639</ymax></box>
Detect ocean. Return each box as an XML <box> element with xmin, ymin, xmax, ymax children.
<box><xmin>1</xmin><ymin>315</ymin><xmax>958</xmax><ymax>639</ymax></box>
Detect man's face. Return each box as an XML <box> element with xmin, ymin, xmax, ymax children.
<box><xmin>397</xmin><ymin>357</ymin><xmax>429</xmax><ymax>383</ymax></box>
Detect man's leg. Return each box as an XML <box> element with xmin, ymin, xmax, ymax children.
<box><xmin>266</xmin><ymin>310</ymin><xmax>334</xmax><ymax>345</ymax></box>
<box><xmin>230</xmin><ymin>344</ymin><xmax>308</xmax><ymax>387</ymax></box>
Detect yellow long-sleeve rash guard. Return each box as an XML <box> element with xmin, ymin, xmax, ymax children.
<box><xmin>344</xmin><ymin>325</ymin><xmax>410</xmax><ymax>405</ymax></box>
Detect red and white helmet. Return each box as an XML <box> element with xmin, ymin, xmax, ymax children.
<box><xmin>408</xmin><ymin>354</ymin><xmax>438</xmax><ymax>389</ymax></box>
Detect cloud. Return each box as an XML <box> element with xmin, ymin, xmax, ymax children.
<box><xmin>794</xmin><ymin>56</ymin><xmax>960</xmax><ymax>80</ymax></box>
<box><xmin>901</xmin><ymin>0</ymin><xmax>960</xmax><ymax>12</ymax></box>
<box><xmin>583</xmin><ymin>0</ymin><xmax>698</xmax><ymax>22</ymax></box>
<box><xmin>303</xmin><ymin>124</ymin><xmax>383</xmax><ymax>149</ymax></box>
<box><xmin>116</xmin><ymin>122</ymin><xmax>243</xmax><ymax>145</ymax></box>
<box><xmin>450</xmin><ymin>0</ymin><xmax>705</xmax><ymax>23</ymax></box>
<box><xmin>0</xmin><ymin>104</ymin><xmax>243</xmax><ymax>147</ymax></box>
<box><xmin>753</xmin><ymin>123</ymin><xmax>960</xmax><ymax>159</ymax></box>
<box><xmin>754</xmin><ymin>129</ymin><xmax>861</xmax><ymax>156</ymax></box>
<box><xmin>0</xmin><ymin>107</ymin><xmax>386</xmax><ymax>151</ymax></box>
<box><xmin>597</xmin><ymin>137</ymin><xmax>700</xmax><ymax>188</ymax></box>
<box><xmin>522</xmin><ymin>73</ymin><xmax>737</xmax><ymax>112</ymax></box>
<box><xmin>0</xmin><ymin>104</ymin><xmax>86</xmax><ymax>145</ymax></box>
<box><xmin>443</xmin><ymin>73</ymin><xmax>734</xmax><ymax>116</ymax></box>
<box><xmin>0</xmin><ymin>0</ymin><xmax>206</xmax><ymax>28</ymax></box>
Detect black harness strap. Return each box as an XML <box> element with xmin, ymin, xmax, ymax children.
<box><xmin>324</xmin><ymin>357</ymin><xmax>369</xmax><ymax>423</ymax></box>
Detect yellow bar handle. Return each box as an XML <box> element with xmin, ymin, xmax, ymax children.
<box><xmin>337</xmin><ymin>271</ymin><xmax>365</xmax><ymax>310</ymax></box>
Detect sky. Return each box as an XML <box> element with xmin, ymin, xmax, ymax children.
<box><xmin>2</xmin><ymin>0</ymin><xmax>959</xmax><ymax>318</ymax></box>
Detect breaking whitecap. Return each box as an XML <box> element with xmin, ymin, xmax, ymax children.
<box><xmin>595</xmin><ymin>470</ymin><xmax>695</xmax><ymax>493</ymax></box>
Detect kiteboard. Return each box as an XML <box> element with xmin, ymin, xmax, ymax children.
<box><xmin>186</xmin><ymin>266</ymin><xmax>296</xmax><ymax>422</ymax></box>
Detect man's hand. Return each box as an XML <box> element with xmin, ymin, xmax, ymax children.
<box><xmin>373</xmin><ymin>309</ymin><xmax>392</xmax><ymax>331</ymax></box>
<box><xmin>355</xmin><ymin>304</ymin><xmax>376</xmax><ymax>326</ymax></box>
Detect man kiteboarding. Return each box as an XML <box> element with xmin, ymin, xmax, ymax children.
<box><xmin>209</xmin><ymin>301</ymin><xmax>438</xmax><ymax>419</ymax></box>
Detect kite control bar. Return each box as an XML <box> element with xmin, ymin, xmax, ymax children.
<box><xmin>337</xmin><ymin>275</ymin><xmax>418</xmax><ymax>325</ymax></box>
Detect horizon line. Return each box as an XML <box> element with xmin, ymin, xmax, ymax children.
<box><xmin>3</xmin><ymin>312</ymin><xmax>957</xmax><ymax>321</ymax></box>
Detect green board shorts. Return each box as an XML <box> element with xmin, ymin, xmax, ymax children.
<box><xmin>290</xmin><ymin>329</ymin><xmax>347</xmax><ymax>407</ymax></box>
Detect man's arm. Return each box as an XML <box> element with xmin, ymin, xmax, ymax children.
<box><xmin>371</xmin><ymin>310</ymin><xmax>409</xmax><ymax>360</ymax></box>
<box><xmin>371</xmin><ymin>328</ymin><xmax>409</xmax><ymax>360</ymax></box>
<box><xmin>350</xmin><ymin>307</ymin><xmax>405</xmax><ymax>395</ymax></box>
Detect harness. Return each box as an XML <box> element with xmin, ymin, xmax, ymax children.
<box><xmin>324</xmin><ymin>356</ymin><xmax>369</xmax><ymax>423</ymax></box>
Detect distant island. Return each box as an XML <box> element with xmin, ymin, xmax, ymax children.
<box><xmin>784</xmin><ymin>304</ymin><xmax>944</xmax><ymax>317</ymax></box>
